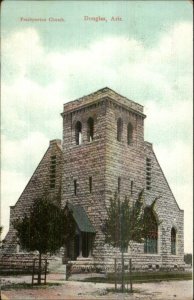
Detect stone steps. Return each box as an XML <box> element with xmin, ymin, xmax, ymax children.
<box><xmin>48</xmin><ymin>257</ymin><xmax>66</xmax><ymax>274</ymax></box>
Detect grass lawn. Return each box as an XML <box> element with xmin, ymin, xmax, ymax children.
<box><xmin>81</xmin><ymin>271</ymin><xmax>192</xmax><ymax>284</ymax></box>
<box><xmin>1</xmin><ymin>282</ymin><xmax>62</xmax><ymax>291</ymax></box>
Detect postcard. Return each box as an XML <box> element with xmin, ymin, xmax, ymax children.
<box><xmin>1</xmin><ymin>1</ymin><xmax>192</xmax><ymax>299</ymax></box>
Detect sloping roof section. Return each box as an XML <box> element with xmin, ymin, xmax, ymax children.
<box><xmin>67</xmin><ymin>203</ymin><xmax>96</xmax><ymax>233</ymax></box>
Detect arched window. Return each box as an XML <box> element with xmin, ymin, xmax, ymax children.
<box><xmin>117</xmin><ymin>118</ymin><xmax>123</xmax><ymax>142</ymax></box>
<box><xmin>171</xmin><ymin>227</ymin><xmax>176</xmax><ymax>255</ymax></box>
<box><xmin>87</xmin><ymin>117</ymin><xmax>94</xmax><ymax>142</ymax></box>
<box><xmin>127</xmin><ymin>123</ymin><xmax>133</xmax><ymax>145</ymax></box>
<box><xmin>144</xmin><ymin>207</ymin><xmax>158</xmax><ymax>254</ymax></box>
<box><xmin>75</xmin><ymin>121</ymin><xmax>82</xmax><ymax>145</ymax></box>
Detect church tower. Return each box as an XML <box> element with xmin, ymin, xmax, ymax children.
<box><xmin>61</xmin><ymin>87</ymin><xmax>184</xmax><ymax>270</ymax></box>
<box><xmin>61</xmin><ymin>87</ymin><xmax>146</xmax><ymax>262</ymax></box>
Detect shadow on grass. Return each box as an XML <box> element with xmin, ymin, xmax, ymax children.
<box><xmin>1</xmin><ymin>282</ymin><xmax>62</xmax><ymax>291</ymax></box>
<box><xmin>81</xmin><ymin>271</ymin><xmax>192</xmax><ymax>284</ymax></box>
<box><xmin>107</xmin><ymin>287</ymin><xmax>135</xmax><ymax>294</ymax></box>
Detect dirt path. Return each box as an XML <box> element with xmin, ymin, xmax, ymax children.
<box><xmin>1</xmin><ymin>278</ymin><xmax>193</xmax><ymax>300</ymax></box>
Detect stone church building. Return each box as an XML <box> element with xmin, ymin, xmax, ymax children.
<box><xmin>1</xmin><ymin>87</ymin><xmax>184</xmax><ymax>271</ymax></box>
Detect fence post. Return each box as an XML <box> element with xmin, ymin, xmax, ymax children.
<box><xmin>0</xmin><ymin>277</ymin><xmax>2</xmax><ymax>300</ymax></box>
<box><xmin>114</xmin><ymin>258</ymin><xmax>117</xmax><ymax>291</ymax></box>
<box><xmin>129</xmin><ymin>258</ymin><xmax>133</xmax><ymax>293</ymax></box>
<box><xmin>44</xmin><ymin>259</ymin><xmax>47</xmax><ymax>285</ymax></box>
<box><xmin>32</xmin><ymin>259</ymin><xmax>35</xmax><ymax>286</ymax></box>
<box><xmin>121</xmin><ymin>251</ymin><xmax>125</xmax><ymax>292</ymax></box>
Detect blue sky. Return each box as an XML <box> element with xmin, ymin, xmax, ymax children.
<box><xmin>1</xmin><ymin>1</ymin><xmax>193</xmax><ymax>252</ymax></box>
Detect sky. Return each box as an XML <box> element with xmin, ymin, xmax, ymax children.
<box><xmin>1</xmin><ymin>1</ymin><xmax>193</xmax><ymax>253</ymax></box>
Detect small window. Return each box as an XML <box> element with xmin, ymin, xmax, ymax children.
<box><xmin>89</xmin><ymin>177</ymin><xmax>92</xmax><ymax>193</ymax></box>
<box><xmin>50</xmin><ymin>165</ymin><xmax>56</xmax><ymax>170</ymax></box>
<box><xmin>127</xmin><ymin>123</ymin><xmax>133</xmax><ymax>145</ymax></box>
<box><xmin>87</xmin><ymin>118</ymin><xmax>94</xmax><ymax>142</ymax></box>
<box><xmin>146</xmin><ymin>158</ymin><xmax>152</xmax><ymax>190</ymax></box>
<box><xmin>75</xmin><ymin>121</ymin><xmax>82</xmax><ymax>145</ymax></box>
<box><xmin>171</xmin><ymin>227</ymin><xmax>176</xmax><ymax>255</ymax></box>
<box><xmin>117</xmin><ymin>118</ymin><xmax>123</xmax><ymax>142</ymax></box>
<box><xmin>74</xmin><ymin>179</ymin><xmax>77</xmax><ymax>195</ymax></box>
<box><xmin>50</xmin><ymin>155</ymin><xmax>56</xmax><ymax>189</ymax></box>
<box><xmin>131</xmin><ymin>180</ymin><xmax>133</xmax><ymax>195</ymax></box>
<box><xmin>118</xmin><ymin>177</ymin><xmax>121</xmax><ymax>193</ymax></box>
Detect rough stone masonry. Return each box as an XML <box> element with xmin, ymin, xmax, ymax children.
<box><xmin>1</xmin><ymin>87</ymin><xmax>184</xmax><ymax>272</ymax></box>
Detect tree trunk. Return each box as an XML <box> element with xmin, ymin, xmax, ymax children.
<box><xmin>38</xmin><ymin>251</ymin><xmax>42</xmax><ymax>285</ymax></box>
<box><xmin>129</xmin><ymin>258</ymin><xmax>133</xmax><ymax>292</ymax></box>
<box><xmin>121</xmin><ymin>250</ymin><xmax>125</xmax><ymax>292</ymax></box>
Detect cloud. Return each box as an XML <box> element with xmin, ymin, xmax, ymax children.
<box><xmin>148</xmin><ymin>22</ymin><xmax>193</xmax><ymax>67</ymax></box>
<box><xmin>1</xmin><ymin>132</ymin><xmax>49</xmax><ymax>238</ymax></box>
<box><xmin>1</xmin><ymin>132</ymin><xmax>49</xmax><ymax>175</ymax></box>
<box><xmin>144</xmin><ymin>99</ymin><xmax>193</xmax><ymax>143</ymax></box>
<box><xmin>1</xmin><ymin>79</ymin><xmax>64</xmax><ymax>140</ymax></box>
<box><xmin>2</xmin><ymin>28</ymin><xmax>44</xmax><ymax>77</ymax></box>
<box><xmin>154</xmin><ymin>141</ymin><xmax>192</xmax><ymax>188</ymax></box>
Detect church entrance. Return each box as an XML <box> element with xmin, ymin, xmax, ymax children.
<box><xmin>64</xmin><ymin>202</ymin><xmax>96</xmax><ymax>261</ymax></box>
<box><xmin>82</xmin><ymin>232</ymin><xmax>90</xmax><ymax>257</ymax></box>
<box><xmin>74</xmin><ymin>232</ymin><xmax>93</xmax><ymax>259</ymax></box>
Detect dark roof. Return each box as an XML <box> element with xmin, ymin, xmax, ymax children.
<box><xmin>67</xmin><ymin>203</ymin><xmax>96</xmax><ymax>233</ymax></box>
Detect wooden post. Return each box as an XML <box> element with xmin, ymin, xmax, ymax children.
<box><xmin>129</xmin><ymin>258</ymin><xmax>133</xmax><ymax>293</ymax></box>
<box><xmin>114</xmin><ymin>258</ymin><xmax>117</xmax><ymax>291</ymax></box>
<box><xmin>44</xmin><ymin>259</ymin><xmax>47</xmax><ymax>285</ymax></box>
<box><xmin>121</xmin><ymin>251</ymin><xmax>125</xmax><ymax>292</ymax></box>
<box><xmin>38</xmin><ymin>252</ymin><xmax>42</xmax><ymax>285</ymax></box>
<box><xmin>32</xmin><ymin>259</ymin><xmax>35</xmax><ymax>286</ymax></box>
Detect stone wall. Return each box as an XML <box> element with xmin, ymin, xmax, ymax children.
<box><xmin>0</xmin><ymin>140</ymin><xmax>62</xmax><ymax>257</ymax></box>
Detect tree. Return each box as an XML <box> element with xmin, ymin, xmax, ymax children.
<box><xmin>104</xmin><ymin>190</ymin><xmax>147</xmax><ymax>250</ymax></box>
<box><xmin>103</xmin><ymin>190</ymin><xmax>157</xmax><ymax>292</ymax></box>
<box><xmin>13</xmin><ymin>196</ymin><xmax>75</xmax><ymax>284</ymax></box>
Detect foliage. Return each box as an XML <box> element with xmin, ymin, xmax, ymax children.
<box><xmin>103</xmin><ymin>190</ymin><xmax>160</xmax><ymax>292</ymax></box>
<box><xmin>13</xmin><ymin>195</ymin><xmax>76</xmax><ymax>284</ymax></box>
<box><xmin>13</xmin><ymin>196</ymin><xmax>75</xmax><ymax>255</ymax></box>
<box><xmin>104</xmin><ymin>190</ymin><xmax>153</xmax><ymax>251</ymax></box>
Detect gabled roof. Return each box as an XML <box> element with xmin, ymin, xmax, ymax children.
<box><xmin>67</xmin><ymin>202</ymin><xmax>96</xmax><ymax>233</ymax></box>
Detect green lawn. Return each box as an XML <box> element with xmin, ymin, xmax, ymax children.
<box><xmin>81</xmin><ymin>271</ymin><xmax>192</xmax><ymax>284</ymax></box>
<box><xmin>1</xmin><ymin>282</ymin><xmax>62</xmax><ymax>291</ymax></box>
